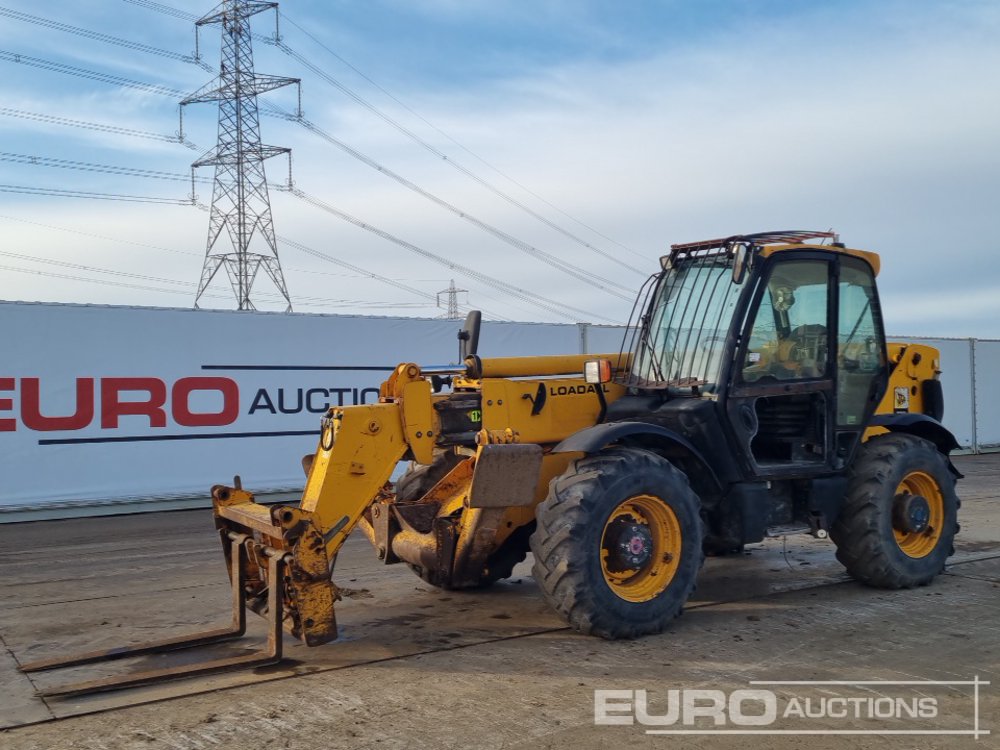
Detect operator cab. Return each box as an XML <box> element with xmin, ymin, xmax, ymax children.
<box><xmin>619</xmin><ymin>230</ymin><xmax>887</xmax><ymax>479</ymax></box>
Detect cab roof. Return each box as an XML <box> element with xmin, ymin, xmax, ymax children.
<box><xmin>665</xmin><ymin>230</ymin><xmax>881</xmax><ymax>276</ymax></box>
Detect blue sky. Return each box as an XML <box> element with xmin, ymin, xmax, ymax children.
<box><xmin>0</xmin><ymin>0</ymin><xmax>998</xmax><ymax>334</ymax></box>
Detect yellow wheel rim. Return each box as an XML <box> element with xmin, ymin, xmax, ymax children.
<box><xmin>600</xmin><ymin>494</ymin><xmax>682</xmax><ymax>602</ymax></box>
<box><xmin>893</xmin><ymin>471</ymin><xmax>945</xmax><ymax>559</ymax></box>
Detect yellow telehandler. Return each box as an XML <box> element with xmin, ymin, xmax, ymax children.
<box><xmin>24</xmin><ymin>230</ymin><xmax>961</xmax><ymax>696</ymax></box>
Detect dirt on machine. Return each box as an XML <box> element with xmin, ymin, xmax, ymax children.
<box><xmin>24</xmin><ymin>230</ymin><xmax>962</xmax><ymax>696</ymax></box>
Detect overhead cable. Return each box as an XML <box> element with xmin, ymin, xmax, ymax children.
<box><xmin>1</xmin><ymin>49</ymin><xmax>623</xmax><ymax>302</ymax></box>
<box><xmin>0</xmin><ymin>6</ymin><xmax>210</xmax><ymax>71</ymax></box>
<box><xmin>277</xmin><ymin>11</ymin><xmax>649</xmax><ymax>264</ymax></box>
<box><xmin>0</xmin><ymin>216</ymin><xmax>506</xmax><ymax>319</ymax></box>
<box><xmin>0</xmin><ymin>183</ymin><xmax>192</xmax><ymax>204</ymax></box>
<box><xmin>0</xmin><ymin>252</ymin><xmax>434</xmax><ymax>310</ymax></box>
<box><xmin>122</xmin><ymin>0</ymin><xmax>198</xmax><ymax>23</ymax></box>
<box><xmin>266</xmin><ymin>106</ymin><xmax>634</xmax><ymax>299</ymax></box>
<box><xmin>271</xmin><ymin>41</ymin><xmax>649</xmax><ymax>275</ymax></box>
<box><xmin>0</xmin><ymin>151</ymin><xmax>209</xmax><ymax>184</ymax></box>
<box><xmin>120</xmin><ymin>0</ymin><xmax>649</xmax><ymax>267</ymax></box>
<box><xmin>0</xmin><ymin>50</ymin><xmax>185</xmax><ymax>98</ymax></box>
<box><xmin>276</xmin><ymin>235</ymin><xmax>510</xmax><ymax>322</ymax></box>
<box><xmin>290</xmin><ymin>187</ymin><xmax>616</xmax><ymax>323</ymax></box>
<box><xmin>0</xmin><ymin>107</ymin><xmax>198</xmax><ymax>150</ymax></box>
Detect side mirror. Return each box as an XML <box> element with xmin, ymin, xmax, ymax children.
<box><xmin>732</xmin><ymin>244</ymin><xmax>749</xmax><ymax>284</ymax></box>
<box><xmin>458</xmin><ymin>310</ymin><xmax>481</xmax><ymax>361</ymax></box>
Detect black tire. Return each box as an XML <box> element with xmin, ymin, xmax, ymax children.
<box><xmin>530</xmin><ymin>447</ymin><xmax>704</xmax><ymax>639</ymax></box>
<box><xmin>831</xmin><ymin>433</ymin><xmax>959</xmax><ymax>588</ymax></box>
<box><xmin>394</xmin><ymin>450</ymin><xmax>463</xmax><ymax>503</ymax></box>
<box><xmin>395</xmin><ymin>451</ymin><xmax>530</xmax><ymax>589</ymax></box>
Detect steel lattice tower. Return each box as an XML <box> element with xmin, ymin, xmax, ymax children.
<box><xmin>182</xmin><ymin>1</ymin><xmax>299</xmax><ymax>311</ymax></box>
<box><xmin>436</xmin><ymin>279</ymin><xmax>468</xmax><ymax>319</ymax></box>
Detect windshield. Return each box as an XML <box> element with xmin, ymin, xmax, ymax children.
<box><xmin>626</xmin><ymin>251</ymin><xmax>747</xmax><ymax>391</ymax></box>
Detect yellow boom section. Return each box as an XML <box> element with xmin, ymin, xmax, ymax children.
<box><xmin>300</xmin><ymin>403</ymin><xmax>410</xmax><ymax>552</ymax></box>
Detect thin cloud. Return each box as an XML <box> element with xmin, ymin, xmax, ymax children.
<box><xmin>0</xmin><ymin>0</ymin><xmax>996</xmax><ymax>334</ymax></box>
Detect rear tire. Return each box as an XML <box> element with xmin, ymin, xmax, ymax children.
<box><xmin>530</xmin><ymin>447</ymin><xmax>704</xmax><ymax>639</ymax></box>
<box><xmin>831</xmin><ymin>433</ymin><xmax>958</xmax><ymax>588</ymax></box>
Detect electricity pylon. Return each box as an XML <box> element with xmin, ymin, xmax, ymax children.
<box><xmin>436</xmin><ymin>279</ymin><xmax>468</xmax><ymax>319</ymax></box>
<box><xmin>183</xmin><ymin>0</ymin><xmax>299</xmax><ymax>311</ymax></box>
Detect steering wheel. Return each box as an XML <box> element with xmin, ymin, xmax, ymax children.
<box><xmin>785</xmin><ymin>324</ymin><xmax>828</xmax><ymax>376</ymax></box>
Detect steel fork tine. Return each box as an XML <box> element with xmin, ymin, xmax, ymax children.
<box><xmin>20</xmin><ymin>533</ymin><xmax>250</xmax><ymax>674</ymax></box>
<box><xmin>31</xmin><ymin>551</ymin><xmax>288</xmax><ymax>699</ymax></box>
<box><xmin>18</xmin><ymin>535</ymin><xmax>289</xmax><ymax>698</ymax></box>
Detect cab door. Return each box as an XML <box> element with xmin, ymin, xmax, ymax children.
<box><xmin>725</xmin><ymin>254</ymin><xmax>836</xmax><ymax>476</ymax></box>
<box><xmin>832</xmin><ymin>255</ymin><xmax>887</xmax><ymax>464</ymax></box>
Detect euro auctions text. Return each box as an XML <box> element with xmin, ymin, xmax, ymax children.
<box><xmin>594</xmin><ymin>678</ymin><xmax>990</xmax><ymax>738</ymax></box>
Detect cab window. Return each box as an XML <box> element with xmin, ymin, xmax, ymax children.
<box><xmin>743</xmin><ymin>260</ymin><xmax>830</xmax><ymax>382</ymax></box>
<box><xmin>837</xmin><ymin>257</ymin><xmax>884</xmax><ymax>425</ymax></box>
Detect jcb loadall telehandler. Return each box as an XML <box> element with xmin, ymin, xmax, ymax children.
<box><xmin>25</xmin><ymin>230</ymin><xmax>961</xmax><ymax>696</ymax></box>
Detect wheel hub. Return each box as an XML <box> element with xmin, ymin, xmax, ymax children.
<box><xmin>892</xmin><ymin>492</ymin><xmax>931</xmax><ymax>534</ymax></box>
<box><xmin>606</xmin><ymin>521</ymin><xmax>653</xmax><ymax>571</ymax></box>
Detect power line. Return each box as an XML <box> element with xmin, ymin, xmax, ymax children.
<box><xmin>0</xmin><ymin>250</ymin><xmax>202</xmax><ymax>288</ymax></box>
<box><xmin>119</xmin><ymin>0</ymin><xmax>649</xmax><ymax>267</ymax></box>
<box><xmin>0</xmin><ymin>143</ymin><xmax>613</xmax><ymax>320</ymax></box>
<box><xmin>0</xmin><ymin>214</ymin><xmax>399</xmax><ymax>285</ymax></box>
<box><xmin>0</xmin><ymin>49</ymin><xmax>185</xmax><ymax>97</ymax></box>
<box><xmin>0</xmin><ymin>251</ymin><xmax>435</xmax><ymax>310</ymax></box>
<box><xmin>276</xmin><ymin>11</ymin><xmax>650</xmax><ymax>264</ymax></box>
<box><xmin>0</xmin><ymin>107</ymin><xmax>198</xmax><ymax>150</ymax></box>
<box><xmin>277</xmin><ymin>235</ymin><xmax>509</xmax><ymax>322</ymax></box>
<box><xmin>0</xmin><ymin>180</ymin><xmax>613</xmax><ymax>321</ymax></box>
<box><xmin>0</xmin><ymin>262</ymin><xmax>415</xmax><ymax>309</ymax></box>
<box><xmin>270</xmin><ymin>41</ymin><xmax>650</xmax><ymax>275</ymax></box>
<box><xmin>278</xmin><ymin>236</ymin><xmax>444</xmax><ymax>304</ymax></box>
<box><xmin>0</xmin><ymin>262</ymin><xmax>213</xmax><ymax>298</ymax></box>
<box><xmin>0</xmin><ymin>151</ymin><xmax>209</xmax><ymax>184</ymax></box>
<box><xmin>2</xmin><ymin>149</ymin><xmax>299</xmax><ymax>204</ymax></box>
<box><xmin>0</xmin><ymin>5</ymin><xmax>211</xmax><ymax>71</ymax></box>
<box><xmin>0</xmin><ymin>49</ymin><xmax>619</xmax><ymax>322</ymax></box>
<box><xmin>122</xmin><ymin>0</ymin><xmax>198</xmax><ymax>23</ymax></box>
<box><xmin>290</xmin><ymin>187</ymin><xmax>616</xmax><ymax>323</ymax></box>
<box><xmin>0</xmin><ymin>214</ymin><xmax>509</xmax><ymax>319</ymax></box>
<box><xmin>1</xmin><ymin>48</ymin><xmax>630</xmax><ymax>301</ymax></box>
<box><xmin>265</xmin><ymin>106</ymin><xmax>634</xmax><ymax>299</ymax></box>
<box><xmin>0</xmin><ymin>184</ymin><xmax>193</xmax><ymax>204</ymax></box>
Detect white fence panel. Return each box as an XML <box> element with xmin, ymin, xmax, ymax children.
<box><xmin>1</xmin><ymin>301</ymin><xmax>994</xmax><ymax>520</ymax></box>
<box><xmin>0</xmin><ymin>303</ymin><xmax>586</xmax><ymax>516</ymax></box>
<box><xmin>974</xmin><ymin>340</ymin><xmax>1000</xmax><ymax>449</ymax></box>
<box><xmin>584</xmin><ymin>324</ymin><xmax>627</xmax><ymax>355</ymax></box>
<box><xmin>891</xmin><ymin>337</ymin><xmax>974</xmax><ymax>450</ymax></box>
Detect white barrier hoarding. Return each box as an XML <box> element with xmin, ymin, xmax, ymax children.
<box><xmin>0</xmin><ymin>301</ymin><xmax>985</xmax><ymax>521</ymax></box>
<box><xmin>0</xmin><ymin>302</ymin><xmax>602</xmax><ymax>518</ymax></box>
<box><xmin>892</xmin><ymin>337</ymin><xmax>975</xmax><ymax>451</ymax></box>
<box><xmin>974</xmin><ymin>340</ymin><xmax>1000</xmax><ymax>449</ymax></box>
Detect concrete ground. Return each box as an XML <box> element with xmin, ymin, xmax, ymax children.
<box><xmin>1</xmin><ymin>454</ymin><xmax>997</xmax><ymax>749</ymax></box>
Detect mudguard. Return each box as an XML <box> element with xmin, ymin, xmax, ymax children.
<box><xmin>553</xmin><ymin>421</ymin><xmax>722</xmax><ymax>493</ymax></box>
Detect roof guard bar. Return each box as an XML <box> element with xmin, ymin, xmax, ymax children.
<box><xmin>669</xmin><ymin>230</ymin><xmax>839</xmax><ymax>255</ymax></box>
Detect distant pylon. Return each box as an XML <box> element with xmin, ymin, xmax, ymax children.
<box><xmin>436</xmin><ymin>279</ymin><xmax>468</xmax><ymax>319</ymax></box>
<box><xmin>182</xmin><ymin>0</ymin><xmax>300</xmax><ymax>312</ymax></box>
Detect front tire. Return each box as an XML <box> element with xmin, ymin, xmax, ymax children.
<box><xmin>831</xmin><ymin>433</ymin><xmax>959</xmax><ymax>588</ymax></box>
<box><xmin>396</xmin><ymin>451</ymin><xmax>529</xmax><ymax>589</ymax></box>
<box><xmin>530</xmin><ymin>447</ymin><xmax>704</xmax><ymax>639</ymax></box>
